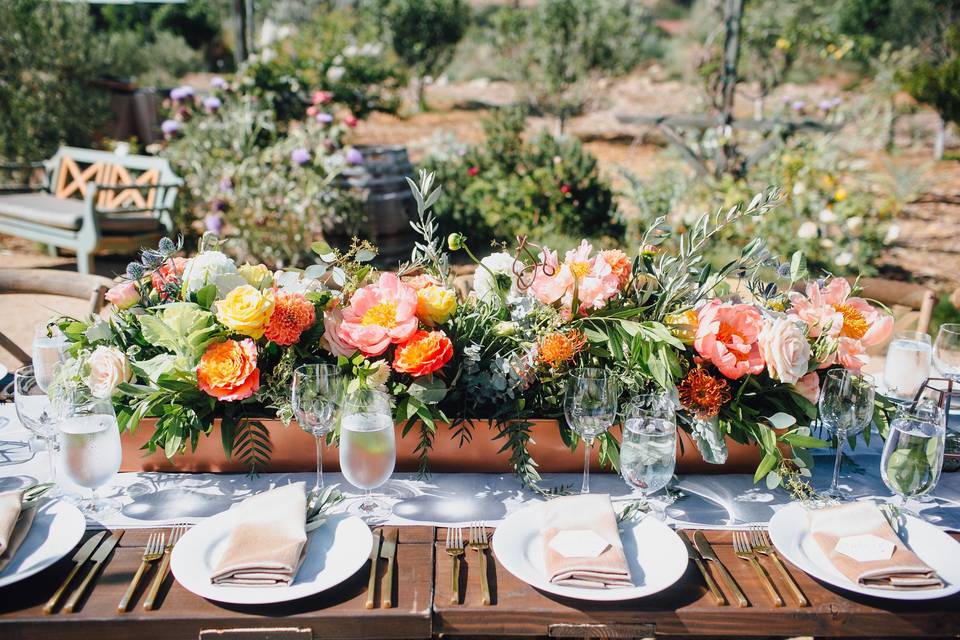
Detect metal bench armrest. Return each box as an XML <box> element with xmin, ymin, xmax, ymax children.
<box><xmin>92</xmin><ymin>181</ymin><xmax>183</xmax><ymax>192</ymax></box>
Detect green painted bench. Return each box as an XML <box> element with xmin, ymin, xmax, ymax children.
<box><xmin>0</xmin><ymin>147</ymin><xmax>182</xmax><ymax>273</ymax></box>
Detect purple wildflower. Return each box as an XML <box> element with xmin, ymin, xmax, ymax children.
<box><xmin>219</xmin><ymin>177</ymin><xmax>234</xmax><ymax>192</ymax></box>
<box><xmin>345</xmin><ymin>147</ymin><xmax>364</xmax><ymax>166</ymax></box>
<box><xmin>291</xmin><ymin>148</ymin><xmax>311</xmax><ymax>166</ymax></box>
<box><xmin>170</xmin><ymin>85</ymin><xmax>195</xmax><ymax>102</ymax></box>
<box><xmin>211</xmin><ymin>198</ymin><xmax>228</xmax><ymax>212</ymax></box>
<box><xmin>204</xmin><ymin>212</ymin><xmax>224</xmax><ymax>236</ymax></box>
<box><xmin>791</xmin><ymin>101</ymin><xmax>805</xmax><ymax>112</ymax></box>
<box><xmin>315</xmin><ymin>112</ymin><xmax>334</xmax><ymax>124</ymax></box>
<box><xmin>203</xmin><ymin>96</ymin><xmax>222</xmax><ymax>113</ymax></box>
<box><xmin>161</xmin><ymin>119</ymin><xmax>181</xmax><ymax>138</ymax></box>
<box><xmin>210</xmin><ymin>76</ymin><xmax>227</xmax><ymax>90</ymax></box>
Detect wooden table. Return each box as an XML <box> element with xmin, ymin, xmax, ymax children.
<box><xmin>2</xmin><ymin>527</ymin><xmax>958</xmax><ymax>639</ymax></box>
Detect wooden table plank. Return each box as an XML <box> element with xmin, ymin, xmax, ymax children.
<box><xmin>0</xmin><ymin>527</ymin><xmax>434</xmax><ymax>640</ymax></box>
<box><xmin>432</xmin><ymin>528</ymin><xmax>960</xmax><ymax>638</ymax></box>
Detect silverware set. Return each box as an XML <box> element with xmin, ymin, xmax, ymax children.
<box><xmin>365</xmin><ymin>528</ymin><xmax>398</xmax><ymax>609</ymax></box>
<box><xmin>446</xmin><ymin>523</ymin><xmax>492</xmax><ymax>605</ymax></box>
<box><xmin>44</xmin><ymin>530</ymin><xmax>124</xmax><ymax>614</ymax></box>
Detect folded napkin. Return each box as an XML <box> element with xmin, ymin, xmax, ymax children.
<box><xmin>0</xmin><ymin>490</ymin><xmax>36</xmax><ymax>573</ymax></box>
<box><xmin>210</xmin><ymin>483</ymin><xmax>309</xmax><ymax>587</ymax></box>
<box><xmin>808</xmin><ymin>502</ymin><xmax>944</xmax><ymax>590</ymax></box>
<box><xmin>541</xmin><ymin>494</ymin><xmax>633</xmax><ymax>589</ymax></box>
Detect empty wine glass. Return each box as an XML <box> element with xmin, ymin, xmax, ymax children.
<box><xmin>564</xmin><ymin>368</ymin><xmax>618</xmax><ymax>494</ymax></box>
<box><xmin>291</xmin><ymin>364</ymin><xmax>343</xmax><ymax>495</ymax></box>
<box><xmin>621</xmin><ymin>394</ymin><xmax>677</xmax><ymax>518</ymax></box>
<box><xmin>933</xmin><ymin>323</ymin><xmax>960</xmax><ymax>381</ymax></box>
<box><xmin>881</xmin><ymin>398</ymin><xmax>946</xmax><ymax>512</ymax></box>
<box><xmin>818</xmin><ymin>369</ymin><xmax>875</xmax><ymax>501</ymax></box>
<box><xmin>339</xmin><ymin>389</ymin><xmax>396</xmax><ymax>522</ymax></box>
<box><xmin>53</xmin><ymin>388</ymin><xmax>121</xmax><ymax>515</ymax></box>
<box><xmin>13</xmin><ymin>366</ymin><xmax>60</xmax><ymax>494</ymax></box>
<box><xmin>883</xmin><ymin>331</ymin><xmax>931</xmax><ymax>401</ymax></box>
<box><xmin>32</xmin><ymin>325</ymin><xmax>67</xmax><ymax>393</ymax></box>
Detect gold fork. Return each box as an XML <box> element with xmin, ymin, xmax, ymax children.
<box><xmin>468</xmin><ymin>523</ymin><xmax>491</xmax><ymax>606</ymax></box>
<box><xmin>143</xmin><ymin>523</ymin><xmax>187</xmax><ymax>610</ymax></box>
<box><xmin>749</xmin><ymin>526</ymin><xmax>808</xmax><ymax>607</ymax></box>
<box><xmin>118</xmin><ymin>532</ymin><xmax>165</xmax><ymax>613</ymax></box>
<box><xmin>445</xmin><ymin>527</ymin><xmax>465</xmax><ymax>605</ymax></box>
<box><xmin>732</xmin><ymin>530</ymin><xmax>783</xmax><ymax>607</ymax></box>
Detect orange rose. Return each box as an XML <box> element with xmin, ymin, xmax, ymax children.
<box><xmin>393</xmin><ymin>330</ymin><xmax>453</xmax><ymax>377</ymax></box>
<box><xmin>197</xmin><ymin>338</ymin><xmax>260</xmax><ymax>401</ymax></box>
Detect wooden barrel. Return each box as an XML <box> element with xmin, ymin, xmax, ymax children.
<box><xmin>330</xmin><ymin>145</ymin><xmax>418</xmax><ymax>267</ymax></box>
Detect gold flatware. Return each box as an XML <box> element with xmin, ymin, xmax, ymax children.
<box><xmin>143</xmin><ymin>522</ymin><xmax>187</xmax><ymax>611</ymax></box>
<box><xmin>468</xmin><ymin>522</ymin><xmax>491</xmax><ymax>606</ymax></box>
<box><xmin>445</xmin><ymin>527</ymin><xmax>465</xmax><ymax>605</ymax></box>
<box><xmin>365</xmin><ymin>529</ymin><xmax>383</xmax><ymax>610</ymax></box>
<box><xmin>693</xmin><ymin>531</ymin><xmax>748</xmax><ymax>608</ymax></box>
<box><xmin>43</xmin><ymin>531</ymin><xmax>107</xmax><ymax>614</ymax></box>
<box><xmin>680</xmin><ymin>531</ymin><xmax>725</xmax><ymax>605</ymax></box>
<box><xmin>749</xmin><ymin>526</ymin><xmax>808</xmax><ymax>607</ymax></box>
<box><xmin>733</xmin><ymin>530</ymin><xmax>783</xmax><ymax>607</ymax></box>
<box><xmin>64</xmin><ymin>530</ymin><xmax>124</xmax><ymax>613</ymax></box>
<box><xmin>118</xmin><ymin>532</ymin><xmax>165</xmax><ymax>613</ymax></box>
<box><xmin>379</xmin><ymin>528</ymin><xmax>398</xmax><ymax>609</ymax></box>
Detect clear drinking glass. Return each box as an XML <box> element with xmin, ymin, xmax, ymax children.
<box><xmin>883</xmin><ymin>331</ymin><xmax>931</xmax><ymax>401</ymax></box>
<box><xmin>339</xmin><ymin>389</ymin><xmax>396</xmax><ymax>522</ymax></box>
<box><xmin>621</xmin><ymin>394</ymin><xmax>677</xmax><ymax>518</ymax></box>
<box><xmin>54</xmin><ymin>389</ymin><xmax>122</xmax><ymax>515</ymax></box>
<box><xmin>32</xmin><ymin>325</ymin><xmax>67</xmax><ymax>393</ymax></box>
<box><xmin>13</xmin><ymin>366</ymin><xmax>60</xmax><ymax>494</ymax></box>
<box><xmin>291</xmin><ymin>364</ymin><xmax>343</xmax><ymax>496</ymax></box>
<box><xmin>881</xmin><ymin>398</ymin><xmax>946</xmax><ymax>511</ymax></box>
<box><xmin>933</xmin><ymin>323</ymin><xmax>960</xmax><ymax>381</ymax></box>
<box><xmin>564</xmin><ymin>368</ymin><xmax>618</xmax><ymax>494</ymax></box>
<box><xmin>818</xmin><ymin>369</ymin><xmax>875</xmax><ymax>501</ymax></box>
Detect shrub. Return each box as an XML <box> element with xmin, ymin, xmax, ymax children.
<box><xmin>101</xmin><ymin>30</ymin><xmax>204</xmax><ymax>88</ymax></box>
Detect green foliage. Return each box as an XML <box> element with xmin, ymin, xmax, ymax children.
<box><xmin>421</xmin><ymin>107</ymin><xmax>622</xmax><ymax>247</ymax></box>
<box><xmin>101</xmin><ymin>30</ymin><xmax>204</xmax><ymax>88</ymax></box>
<box><xmin>150</xmin><ymin>0</ymin><xmax>222</xmax><ymax>50</ymax></box>
<box><xmin>835</xmin><ymin>0</ymin><xmax>944</xmax><ymax>56</ymax></box>
<box><xmin>900</xmin><ymin>25</ymin><xmax>960</xmax><ymax>127</ymax></box>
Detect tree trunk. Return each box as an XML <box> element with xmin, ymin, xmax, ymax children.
<box><xmin>884</xmin><ymin>96</ymin><xmax>897</xmax><ymax>151</ymax></box>
<box><xmin>715</xmin><ymin>0</ymin><xmax>744</xmax><ymax>179</ymax></box>
<box><xmin>416</xmin><ymin>76</ymin><xmax>427</xmax><ymax>112</ymax></box>
<box><xmin>934</xmin><ymin>113</ymin><xmax>946</xmax><ymax>160</ymax></box>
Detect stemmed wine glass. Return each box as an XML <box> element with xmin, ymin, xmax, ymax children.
<box><xmin>13</xmin><ymin>366</ymin><xmax>61</xmax><ymax>494</ymax></box>
<box><xmin>881</xmin><ymin>397</ymin><xmax>946</xmax><ymax>513</ymax></box>
<box><xmin>564</xmin><ymin>368</ymin><xmax>618</xmax><ymax>494</ymax></box>
<box><xmin>339</xmin><ymin>389</ymin><xmax>396</xmax><ymax>522</ymax></box>
<box><xmin>933</xmin><ymin>323</ymin><xmax>960</xmax><ymax>381</ymax></box>
<box><xmin>32</xmin><ymin>324</ymin><xmax>67</xmax><ymax>392</ymax></box>
<box><xmin>621</xmin><ymin>393</ymin><xmax>677</xmax><ymax>518</ymax></box>
<box><xmin>818</xmin><ymin>369</ymin><xmax>875</xmax><ymax>501</ymax></box>
<box><xmin>291</xmin><ymin>364</ymin><xmax>343</xmax><ymax>496</ymax></box>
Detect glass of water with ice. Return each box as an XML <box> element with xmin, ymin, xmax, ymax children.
<box><xmin>881</xmin><ymin>397</ymin><xmax>946</xmax><ymax>512</ymax></box>
<box><xmin>883</xmin><ymin>331</ymin><xmax>931</xmax><ymax>401</ymax></box>
<box><xmin>620</xmin><ymin>394</ymin><xmax>677</xmax><ymax>518</ymax></box>
<box><xmin>339</xmin><ymin>389</ymin><xmax>396</xmax><ymax>522</ymax></box>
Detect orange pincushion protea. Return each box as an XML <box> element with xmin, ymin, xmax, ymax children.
<box><xmin>537</xmin><ymin>329</ymin><xmax>587</xmax><ymax>369</ymax></box>
<box><xmin>197</xmin><ymin>338</ymin><xmax>260</xmax><ymax>401</ymax></box>
<box><xmin>265</xmin><ymin>291</ymin><xmax>316</xmax><ymax>346</ymax></box>
<box><xmin>393</xmin><ymin>330</ymin><xmax>454</xmax><ymax>377</ymax></box>
<box><xmin>677</xmin><ymin>367</ymin><xmax>731</xmax><ymax>419</ymax></box>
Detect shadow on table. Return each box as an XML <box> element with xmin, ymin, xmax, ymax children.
<box><xmin>390</xmin><ymin>478</ymin><xmax>511</xmax><ymax>523</ymax></box>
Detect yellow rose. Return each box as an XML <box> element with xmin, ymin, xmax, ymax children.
<box><xmin>238</xmin><ymin>263</ymin><xmax>273</xmax><ymax>289</ymax></box>
<box><xmin>416</xmin><ymin>285</ymin><xmax>457</xmax><ymax>326</ymax></box>
<box><xmin>216</xmin><ymin>285</ymin><xmax>275</xmax><ymax>339</ymax></box>
<box><xmin>665</xmin><ymin>309</ymin><xmax>698</xmax><ymax>345</ymax></box>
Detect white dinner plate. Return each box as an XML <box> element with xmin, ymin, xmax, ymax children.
<box><xmin>171</xmin><ymin>511</ymin><xmax>372</xmax><ymax>604</ymax></box>
<box><xmin>769</xmin><ymin>502</ymin><xmax>960</xmax><ymax>601</ymax></box>
<box><xmin>0</xmin><ymin>498</ymin><xmax>85</xmax><ymax>589</ymax></box>
<box><xmin>492</xmin><ymin>502</ymin><xmax>688</xmax><ymax>601</ymax></box>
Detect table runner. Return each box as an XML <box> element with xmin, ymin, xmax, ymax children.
<box><xmin>1</xmin><ymin>404</ymin><xmax>958</xmax><ymax>531</ymax></box>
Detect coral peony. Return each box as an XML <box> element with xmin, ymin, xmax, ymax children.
<box><xmin>598</xmin><ymin>249</ymin><xmax>632</xmax><ymax>289</ymax></box>
<box><xmin>337</xmin><ymin>273</ymin><xmax>418</xmax><ymax>356</ymax></box>
<box><xmin>416</xmin><ymin>285</ymin><xmax>457</xmax><ymax>326</ymax></box>
<box><xmin>393</xmin><ymin>330</ymin><xmax>454</xmax><ymax>377</ymax></box>
<box><xmin>529</xmin><ymin>241</ymin><xmax>620</xmax><ymax>312</ymax></box>
<box><xmin>197</xmin><ymin>338</ymin><xmax>260</xmax><ymax>401</ymax></box>
<box><xmin>151</xmin><ymin>256</ymin><xmax>187</xmax><ymax>301</ymax></box>
<box><xmin>216</xmin><ymin>285</ymin><xmax>275</xmax><ymax>340</ymax></box>
<box><xmin>265</xmin><ymin>291</ymin><xmax>316</xmax><ymax>346</ymax></box>
<box><xmin>694</xmin><ymin>300</ymin><xmax>766</xmax><ymax>380</ymax></box>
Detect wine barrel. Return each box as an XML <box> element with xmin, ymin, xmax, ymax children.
<box><xmin>330</xmin><ymin>145</ymin><xmax>418</xmax><ymax>267</ymax></box>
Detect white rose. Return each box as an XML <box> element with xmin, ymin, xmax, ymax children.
<box><xmin>181</xmin><ymin>251</ymin><xmax>245</xmax><ymax>297</ymax></box>
<box><xmin>86</xmin><ymin>346</ymin><xmax>132</xmax><ymax>399</ymax></box>
<box><xmin>473</xmin><ymin>252</ymin><xmax>519</xmax><ymax>302</ymax></box>
<box><xmin>818</xmin><ymin>208</ymin><xmax>836</xmax><ymax>223</ymax></box>
<box><xmin>759</xmin><ymin>316</ymin><xmax>811</xmax><ymax>385</ymax></box>
<box><xmin>797</xmin><ymin>221</ymin><xmax>818</xmax><ymax>239</ymax></box>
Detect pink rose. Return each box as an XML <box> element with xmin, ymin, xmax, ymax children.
<box><xmin>86</xmin><ymin>346</ymin><xmax>132</xmax><ymax>398</ymax></box>
<box><xmin>793</xmin><ymin>372</ymin><xmax>820</xmax><ymax>404</ymax></box>
<box><xmin>321</xmin><ymin>303</ymin><xmax>356</xmax><ymax>357</ymax></box>
<box><xmin>105</xmin><ymin>281</ymin><xmax>139</xmax><ymax>309</ymax></box>
<box><xmin>694</xmin><ymin>300</ymin><xmax>766</xmax><ymax>380</ymax></box>
<box><xmin>758</xmin><ymin>316</ymin><xmax>811</xmax><ymax>384</ymax></box>
<box><xmin>336</xmin><ymin>272</ymin><xmax>418</xmax><ymax>356</ymax></box>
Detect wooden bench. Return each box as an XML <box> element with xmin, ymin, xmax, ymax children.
<box><xmin>0</xmin><ymin>147</ymin><xmax>182</xmax><ymax>274</ymax></box>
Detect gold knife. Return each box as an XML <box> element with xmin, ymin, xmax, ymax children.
<box><xmin>64</xmin><ymin>530</ymin><xmax>124</xmax><ymax>613</ymax></box>
<box><xmin>680</xmin><ymin>531</ymin><xmax>726</xmax><ymax>605</ymax></box>
<box><xmin>379</xmin><ymin>528</ymin><xmax>398</xmax><ymax>609</ymax></box>
<box><xmin>365</xmin><ymin>530</ymin><xmax>383</xmax><ymax>610</ymax></box>
<box><xmin>693</xmin><ymin>531</ymin><xmax>748</xmax><ymax>608</ymax></box>
<box><xmin>43</xmin><ymin>531</ymin><xmax>107</xmax><ymax>614</ymax></box>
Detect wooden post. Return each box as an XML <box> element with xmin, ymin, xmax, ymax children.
<box><xmin>716</xmin><ymin>0</ymin><xmax>744</xmax><ymax>178</ymax></box>
<box><xmin>233</xmin><ymin>0</ymin><xmax>248</xmax><ymax>67</ymax></box>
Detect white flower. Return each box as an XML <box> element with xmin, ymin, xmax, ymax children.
<box><xmin>86</xmin><ymin>346</ymin><xmax>132</xmax><ymax>399</ymax></box>
<box><xmin>884</xmin><ymin>224</ymin><xmax>901</xmax><ymax>244</ymax></box>
<box><xmin>758</xmin><ymin>316</ymin><xmax>811</xmax><ymax>385</ymax></box>
<box><xmin>797</xmin><ymin>221</ymin><xmax>818</xmax><ymax>239</ymax></box>
<box><xmin>181</xmin><ymin>251</ymin><xmax>245</xmax><ymax>297</ymax></box>
<box><xmin>792</xmin><ymin>182</ymin><xmax>807</xmax><ymax>195</ymax></box>
<box><xmin>835</xmin><ymin>251</ymin><xmax>853</xmax><ymax>266</ymax></box>
<box><xmin>368</xmin><ymin>361</ymin><xmax>391</xmax><ymax>391</ymax></box>
<box><xmin>818</xmin><ymin>208</ymin><xmax>836</xmax><ymax>223</ymax></box>
<box><xmin>473</xmin><ymin>252</ymin><xmax>519</xmax><ymax>302</ymax></box>
<box><xmin>326</xmin><ymin>66</ymin><xmax>346</xmax><ymax>82</ymax></box>
<box><xmin>846</xmin><ymin>216</ymin><xmax>863</xmax><ymax>233</ymax></box>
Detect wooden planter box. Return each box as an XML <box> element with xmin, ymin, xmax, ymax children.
<box><xmin>120</xmin><ymin>419</ymin><xmax>762</xmax><ymax>474</ymax></box>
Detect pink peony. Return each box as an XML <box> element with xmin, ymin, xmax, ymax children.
<box><xmin>321</xmin><ymin>302</ymin><xmax>356</xmax><ymax>357</ymax></box>
<box><xmin>105</xmin><ymin>281</ymin><xmax>139</xmax><ymax>309</ymax></box>
<box><xmin>694</xmin><ymin>299</ymin><xmax>766</xmax><ymax>380</ymax></box>
<box><xmin>336</xmin><ymin>273</ymin><xmax>418</xmax><ymax>356</ymax></box>
<box><xmin>793</xmin><ymin>372</ymin><xmax>820</xmax><ymax>405</ymax></box>
<box><xmin>529</xmin><ymin>241</ymin><xmax>620</xmax><ymax>313</ymax></box>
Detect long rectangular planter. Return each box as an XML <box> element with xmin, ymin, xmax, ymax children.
<box><xmin>120</xmin><ymin>419</ymin><xmax>762</xmax><ymax>474</ymax></box>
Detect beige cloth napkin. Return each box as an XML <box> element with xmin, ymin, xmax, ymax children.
<box><xmin>0</xmin><ymin>490</ymin><xmax>37</xmax><ymax>573</ymax></box>
<box><xmin>808</xmin><ymin>502</ymin><xmax>944</xmax><ymax>590</ymax></box>
<box><xmin>210</xmin><ymin>483</ymin><xmax>308</xmax><ymax>587</ymax></box>
<box><xmin>541</xmin><ymin>494</ymin><xmax>633</xmax><ymax>589</ymax></box>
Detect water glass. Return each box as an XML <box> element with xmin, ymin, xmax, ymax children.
<box><xmin>564</xmin><ymin>368</ymin><xmax>618</xmax><ymax>494</ymax></box>
<box><xmin>933</xmin><ymin>323</ymin><xmax>960</xmax><ymax>381</ymax></box>
<box><xmin>32</xmin><ymin>325</ymin><xmax>67</xmax><ymax>393</ymax></box>
<box><xmin>881</xmin><ymin>398</ymin><xmax>946</xmax><ymax>511</ymax></box>
<box><xmin>291</xmin><ymin>364</ymin><xmax>343</xmax><ymax>495</ymax></box>
<box><xmin>883</xmin><ymin>331</ymin><xmax>931</xmax><ymax>401</ymax></box>
<box><xmin>621</xmin><ymin>394</ymin><xmax>677</xmax><ymax>518</ymax></box>
<box><xmin>818</xmin><ymin>369</ymin><xmax>875</xmax><ymax>501</ymax></box>
<box><xmin>13</xmin><ymin>366</ymin><xmax>60</xmax><ymax>494</ymax></box>
<box><xmin>339</xmin><ymin>389</ymin><xmax>396</xmax><ymax>522</ymax></box>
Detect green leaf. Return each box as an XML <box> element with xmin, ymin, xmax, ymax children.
<box><xmin>789</xmin><ymin>251</ymin><xmax>806</xmax><ymax>282</ymax></box>
<box><xmin>754</xmin><ymin>452</ymin><xmax>778</xmax><ymax>483</ymax></box>
<box><xmin>781</xmin><ymin>434</ymin><xmax>829</xmax><ymax>449</ymax></box>
<box><xmin>195</xmin><ymin>283</ymin><xmax>217</xmax><ymax>310</ymax></box>
<box><xmin>407</xmin><ymin>378</ymin><xmax>448</xmax><ymax>405</ymax></box>
<box><xmin>766</xmin><ymin>412</ymin><xmax>797</xmax><ymax>429</ymax></box>
<box><xmin>765</xmin><ymin>470</ymin><xmax>781</xmax><ymax>490</ymax></box>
